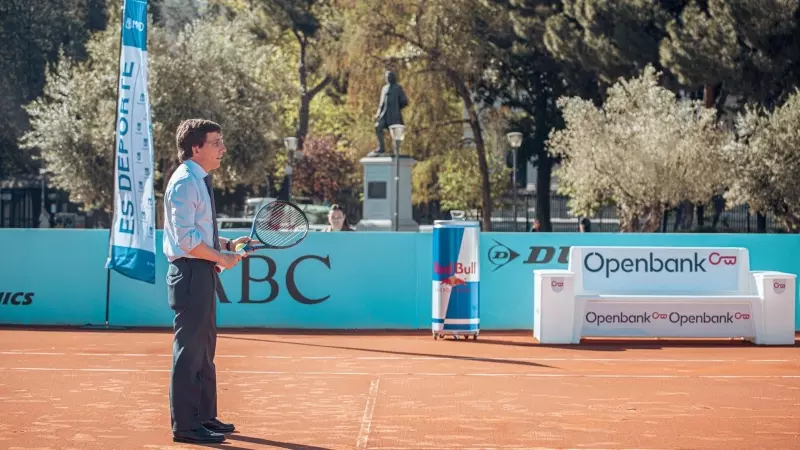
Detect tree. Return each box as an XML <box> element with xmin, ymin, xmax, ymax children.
<box><xmin>659</xmin><ymin>0</ymin><xmax>739</xmax><ymax>110</ymax></box>
<box><xmin>548</xmin><ymin>66</ymin><xmax>731</xmax><ymax>232</ymax></box>
<box><xmin>724</xmin><ymin>89</ymin><xmax>800</xmax><ymax>232</ymax></box>
<box><xmin>479</xmin><ymin>0</ymin><xmax>602</xmax><ymax>231</ymax></box>
<box><xmin>249</xmin><ymin>0</ymin><xmax>343</xmax><ymax>150</ymax></box>
<box><xmin>543</xmin><ymin>0</ymin><xmax>680</xmax><ymax>86</ymax></box>
<box><xmin>412</xmin><ymin>108</ymin><xmax>512</xmax><ymax>215</ymax></box>
<box><xmin>658</xmin><ymin>0</ymin><xmax>800</xmax><ymax>230</ymax></box>
<box><xmin>344</xmin><ymin>0</ymin><xmax>512</xmax><ymax>230</ymax></box>
<box><xmin>20</xmin><ymin>6</ymin><xmax>294</xmax><ymax>218</ymax></box>
<box><xmin>291</xmin><ymin>135</ymin><xmax>358</xmax><ymax>203</ymax></box>
<box><xmin>0</xmin><ymin>0</ymin><xmax>106</xmax><ymax>177</ymax></box>
<box><xmin>660</xmin><ymin>0</ymin><xmax>800</xmax><ymax>111</ymax></box>
<box><xmin>436</xmin><ymin>124</ymin><xmax>512</xmax><ymax>214</ymax></box>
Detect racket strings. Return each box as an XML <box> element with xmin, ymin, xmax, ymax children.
<box><xmin>253</xmin><ymin>203</ymin><xmax>308</xmax><ymax>247</ymax></box>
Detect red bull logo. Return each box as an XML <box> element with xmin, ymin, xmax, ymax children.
<box><xmin>441</xmin><ymin>275</ymin><xmax>467</xmax><ymax>286</ymax></box>
<box><xmin>434</xmin><ymin>262</ymin><xmax>477</xmax><ymax>276</ymax></box>
<box><xmin>437</xmin><ymin>275</ymin><xmax>469</xmax><ymax>293</ymax></box>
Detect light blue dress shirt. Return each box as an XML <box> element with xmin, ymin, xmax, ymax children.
<box><xmin>162</xmin><ymin>159</ymin><xmax>217</xmax><ymax>262</ymax></box>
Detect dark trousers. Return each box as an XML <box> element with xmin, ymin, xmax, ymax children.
<box><xmin>166</xmin><ymin>258</ymin><xmax>218</xmax><ymax>433</ymax></box>
<box><xmin>375</xmin><ymin>119</ymin><xmax>388</xmax><ymax>153</ymax></box>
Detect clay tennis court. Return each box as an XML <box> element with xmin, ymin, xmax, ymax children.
<box><xmin>0</xmin><ymin>328</ymin><xmax>798</xmax><ymax>449</ymax></box>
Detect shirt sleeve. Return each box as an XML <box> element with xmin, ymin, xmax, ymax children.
<box><xmin>166</xmin><ymin>178</ymin><xmax>202</xmax><ymax>253</ymax></box>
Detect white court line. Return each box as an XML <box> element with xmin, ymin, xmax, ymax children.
<box><xmin>1</xmin><ymin>367</ymin><xmax>799</xmax><ymax>379</ymax></box>
<box><xmin>0</xmin><ymin>351</ymin><xmax>794</xmax><ymax>363</ymax></box>
<box><xmin>369</xmin><ymin>448</ymin><xmax>661</xmax><ymax>450</ymax></box>
<box><xmin>356</xmin><ymin>378</ymin><xmax>380</xmax><ymax>450</ymax></box>
<box><xmin>0</xmin><ymin>352</ymin><xmax>63</xmax><ymax>356</ymax></box>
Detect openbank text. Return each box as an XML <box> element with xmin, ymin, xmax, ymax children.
<box><xmin>585</xmin><ymin>311</ymin><xmax>748</xmax><ymax>327</ymax></box>
<box><xmin>583</xmin><ymin>251</ymin><xmax>713</xmax><ymax>278</ymax></box>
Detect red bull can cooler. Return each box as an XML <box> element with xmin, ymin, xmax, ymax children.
<box><xmin>432</xmin><ymin>210</ymin><xmax>480</xmax><ymax>340</ymax></box>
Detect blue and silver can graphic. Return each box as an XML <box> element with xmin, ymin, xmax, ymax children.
<box><xmin>432</xmin><ymin>212</ymin><xmax>480</xmax><ymax>339</ymax></box>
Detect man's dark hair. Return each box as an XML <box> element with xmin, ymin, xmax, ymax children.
<box><xmin>175</xmin><ymin>119</ymin><xmax>222</xmax><ymax>162</ymax></box>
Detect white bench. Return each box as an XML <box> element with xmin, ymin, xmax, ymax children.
<box><xmin>533</xmin><ymin>246</ymin><xmax>796</xmax><ymax>345</ymax></box>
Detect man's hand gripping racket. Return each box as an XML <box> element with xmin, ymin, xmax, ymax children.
<box><xmin>215</xmin><ymin>200</ymin><xmax>310</xmax><ymax>273</ymax></box>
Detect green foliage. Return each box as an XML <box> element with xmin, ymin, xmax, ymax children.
<box><xmin>660</xmin><ymin>0</ymin><xmax>800</xmax><ymax>108</ymax></box>
<box><xmin>307</xmin><ymin>87</ymin><xmax>353</xmax><ymax>140</ymax></box>
<box><xmin>659</xmin><ymin>1</ymin><xmax>740</xmax><ymax>90</ymax></box>
<box><xmin>19</xmin><ymin>47</ymin><xmax>117</xmax><ymax>210</ymax></box>
<box><xmin>480</xmin><ymin>0</ymin><xmax>603</xmax><ymax>230</ymax></box>
<box><xmin>724</xmin><ymin>89</ymin><xmax>800</xmax><ymax>232</ymax></box>
<box><xmin>431</xmin><ymin>144</ymin><xmax>511</xmax><ymax>213</ymax></box>
<box><xmin>11</xmin><ymin>0</ymin><xmax>800</xmax><ymax>232</ymax></box>
<box><xmin>549</xmin><ymin>65</ymin><xmax>732</xmax><ymax>232</ymax></box>
<box><xmin>147</xmin><ymin>13</ymin><xmax>295</xmax><ymax>189</ymax></box>
<box><xmin>0</xmin><ymin>0</ymin><xmax>105</xmax><ymax>177</ymax></box>
<box><xmin>245</xmin><ymin>0</ymin><xmax>345</xmax><ymax>149</ymax></box>
<box><xmin>414</xmin><ymin>108</ymin><xmax>512</xmax><ymax>212</ymax></box>
<box><xmin>20</xmin><ymin>5</ymin><xmax>294</xmax><ymax>211</ymax></box>
<box><xmin>342</xmin><ymin>0</ymin><xmax>513</xmax><ymax>229</ymax></box>
<box><xmin>544</xmin><ymin>0</ymin><xmax>675</xmax><ymax>84</ymax></box>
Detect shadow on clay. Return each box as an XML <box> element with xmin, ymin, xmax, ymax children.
<box><xmin>218</xmin><ymin>335</ymin><xmax>559</xmax><ymax>369</ymax></box>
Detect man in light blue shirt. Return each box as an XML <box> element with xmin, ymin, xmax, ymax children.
<box><xmin>163</xmin><ymin>119</ymin><xmax>250</xmax><ymax>444</ymax></box>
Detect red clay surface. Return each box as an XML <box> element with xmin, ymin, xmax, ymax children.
<box><xmin>0</xmin><ymin>328</ymin><xmax>798</xmax><ymax>449</ymax></box>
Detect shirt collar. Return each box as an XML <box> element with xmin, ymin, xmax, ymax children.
<box><xmin>183</xmin><ymin>159</ymin><xmax>208</xmax><ymax>180</ymax></box>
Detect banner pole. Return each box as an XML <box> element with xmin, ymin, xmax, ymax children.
<box><xmin>104</xmin><ymin>0</ymin><xmax>125</xmax><ymax>329</ymax></box>
<box><xmin>87</xmin><ymin>0</ymin><xmax>132</xmax><ymax>331</ymax></box>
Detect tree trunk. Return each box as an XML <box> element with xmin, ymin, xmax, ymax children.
<box><xmin>756</xmin><ymin>212</ymin><xmax>766</xmax><ymax>232</ymax></box>
<box><xmin>293</xmin><ymin>30</ymin><xmax>332</xmax><ymax>151</ymax></box>
<box><xmin>641</xmin><ymin>206</ymin><xmax>663</xmax><ymax>232</ymax></box>
<box><xmin>703</xmin><ymin>84</ymin><xmax>715</xmax><ymax>109</ymax></box>
<box><xmin>449</xmin><ymin>71</ymin><xmax>492</xmax><ymax>231</ymax></box>
<box><xmin>536</xmin><ymin>155</ymin><xmax>552</xmax><ymax>232</ymax></box>
<box><xmin>679</xmin><ymin>201</ymin><xmax>694</xmax><ymax>230</ymax></box>
<box><xmin>532</xmin><ymin>74</ymin><xmax>554</xmax><ymax>232</ymax></box>
<box><xmin>620</xmin><ymin>214</ymin><xmax>638</xmax><ymax>232</ymax></box>
<box><xmin>295</xmin><ymin>32</ymin><xmax>310</xmax><ymax>150</ymax></box>
<box><xmin>694</xmin><ymin>84</ymin><xmax>717</xmax><ymax>229</ymax></box>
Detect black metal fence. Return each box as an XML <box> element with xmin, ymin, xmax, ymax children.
<box><xmin>480</xmin><ymin>193</ymin><xmax>782</xmax><ymax>233</ymax></box>
<box><xmin>0</xmin><ymin>178</ymin><xmax>786</xmax><ymax>233</ymax></box>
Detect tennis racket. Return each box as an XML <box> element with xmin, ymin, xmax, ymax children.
<box><xmin>215</xmin><ymin>200</ymin><xmax>309</xmax><ymax>273</ymax></box>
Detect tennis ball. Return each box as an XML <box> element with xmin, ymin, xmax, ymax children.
<box><xmin>235</xmin><ymin>242</ymin><xmax>248</xmax><ymax>252</ymax></box>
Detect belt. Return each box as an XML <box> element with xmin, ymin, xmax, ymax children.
<box><xmin>172</xmin><ymin>257</ymin><xmax>215</xmax><ymax>265</ymax></box>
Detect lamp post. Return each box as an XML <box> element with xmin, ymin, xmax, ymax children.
<box><xmin>506</xmin><ymin>132</ymin><xmax>523</xmax><ymax>231</ymax></box>
<box><xmin>38</xmin><ymin>167</ymin><xmax>50</xmax><ymax>228</ymax></box>
<box><xmin>283</xmin><ymin>137</ymin><xmax>301</xmax><ymax>202</ymax></box>
<box><xmin>389</xmin><ymin>124</ymin><xmax>405</xmax><ymax>232</ymax></box>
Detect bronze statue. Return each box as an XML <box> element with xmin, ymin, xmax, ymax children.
<box><xmin>368</xmin><ymin>70</ymin><xmax>408</xmax><ymax>156</ymax></box>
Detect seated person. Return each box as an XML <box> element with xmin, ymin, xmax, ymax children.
<box><xmin>323</xmin><ymin>204</ymin><xmax>355</xmax><ymax>232</ymax></box>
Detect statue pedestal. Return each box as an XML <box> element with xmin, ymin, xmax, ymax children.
<box><xmin>356</xmin><ymin>155</ymin><xmax>419</xmax><ymax>232</ymax></box>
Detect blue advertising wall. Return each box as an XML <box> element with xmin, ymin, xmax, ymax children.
<box><xmin>1</xmin><ymin>229</ymin><xmax>799</xmax><ymax>331</ymax></box>
<box><xmin>0</xmin><ymin>229</ymin><xmax>109</xmax><ymax>325</ymax></box>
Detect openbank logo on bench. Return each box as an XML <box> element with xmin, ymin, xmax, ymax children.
<box><xmin>583</xmin><ymin>250</ymin><xmax>738</xmax><ymax>278</ymax></box>
<box><xmin>586</xmin><ymin>310</ymin><xmax>751</xmax><ymax>327</ymax></box>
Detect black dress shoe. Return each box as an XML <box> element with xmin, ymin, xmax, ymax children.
<box><xmin>173</xmin><ymin>426</ymin><xmax>226</xmax><ymax>444</ymax></box>
<box><xmin>202</xmin><ymin>417</ymin><xmax>235</xmax><ymax>434</ymax></box>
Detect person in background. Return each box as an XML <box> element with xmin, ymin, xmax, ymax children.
<box><xmin>530</xmin><ymin>218</ymin><xmax>541</xmax><ymax>232</ymax></box>
<box><xmin>323</xmin><ymin>204</ymin><xmax>355</xmax><ymax>231</ymax></box>
<box><xmin>580</xmin><ymin>217</ymin><xmax>592</xmax><ymax>232</ymax></box>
